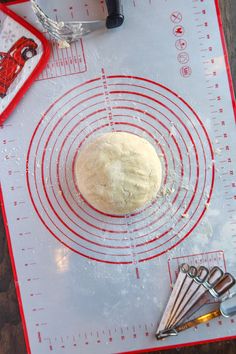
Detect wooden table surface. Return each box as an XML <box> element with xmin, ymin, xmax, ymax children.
<box><xmin>0</xmin><ymin>1</ymin><xmax>235</xmax><ymax>353</ymax></box>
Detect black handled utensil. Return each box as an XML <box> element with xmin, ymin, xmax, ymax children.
<box><xmin>106</xmin><ymin>0</ymin><xmax>124</xmax><ymax>28</ymax></box>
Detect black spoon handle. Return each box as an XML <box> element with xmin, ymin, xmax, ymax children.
<box><xmin>105</xmin><ymin>0</ymin><xmax>124</xmax><ymax>28</ymax></box>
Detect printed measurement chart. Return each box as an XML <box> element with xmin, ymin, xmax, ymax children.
<box><xmin>168</xmin><ymin>251</ymin><xmax>226</xmax><ymax>285</ymax></box>
<box><xmin>37</xmin><ymin>36</ymin><xmax>87</xmax><ymax>80</ymax></box>
<box><xmin>0</xmin><ymin>1</ymin><xmax>236</xmax><ymax>353</ymax></box>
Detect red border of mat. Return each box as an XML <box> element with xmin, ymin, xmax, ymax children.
<box><xmin>0</xmin><ymin>184</ymin><xmax>32</xmax><ymax>353</ymax></box>
<box><xmin>0</xmin><ymin>0</ymin><xmax>235</xmax><ymax>353</ymax></box>
<box><xmin>0</xmin><ymin>3</ymin><xmax>50</xmax><ymax>123</ymax></box>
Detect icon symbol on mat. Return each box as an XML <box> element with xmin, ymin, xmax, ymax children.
<box><xmin>180</xmin><ymin>66</ymin><xmax>192</xmax><ymax>78</ymax></box>
<box><xmin>173</xmin><ymin>25</ymin><xmax>185</xmax><ymax>37</ymax></box>
<box><xmin>175</xmin><ymin>39</ymin><xmax>187</xmax><ymax>51</ymax></box>
<box><xmin>177</xmin><ymin>52</ymin><xmax>190</xmax><ymax>65</ymax></box>
<box><xmin>170</xmin><ymin>11</ymin><xmax>183</xmax><ymax>24</ymax></box>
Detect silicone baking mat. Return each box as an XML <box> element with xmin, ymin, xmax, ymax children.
<box><xmin>0</xmin><ymin>0</ymin><xmax>236</xmax><ymax>353</ymax></box>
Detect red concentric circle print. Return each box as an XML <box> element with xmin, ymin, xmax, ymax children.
<box><xmin>26</xmin><ymin>76</ymin><xmax>215</xmax><ymax>264</ymax></box>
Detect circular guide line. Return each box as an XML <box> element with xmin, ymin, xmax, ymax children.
<box><xmin>26</xmin><ymin>75</ymin><xmax>215</xmax><ymax>264</ymax></box>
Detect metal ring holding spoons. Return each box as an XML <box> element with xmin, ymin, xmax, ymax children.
<box><xmin>31</xmin><ymin>0</ymin><xmax>124</xmax><ymax>43</ymax></box>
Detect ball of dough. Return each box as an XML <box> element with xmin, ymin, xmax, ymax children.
<box><xmin>75</xmin><ymin>132</ymin><xmax>162</xmax><ymax>215</ymax></box>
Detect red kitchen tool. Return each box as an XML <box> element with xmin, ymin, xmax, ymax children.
<box><xmin>0</xmin><ymin>4</ymin><xmax>50</xmax><ymax>123</ymax></box>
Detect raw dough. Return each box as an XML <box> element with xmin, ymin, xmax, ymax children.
<box><xmin>75</xmin><ymin>132</ymin><xmax>162</xmax><ymax>215</ymax></box>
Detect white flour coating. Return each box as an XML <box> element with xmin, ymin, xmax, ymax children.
<box><xmin>74</xmin><ymin>132</ymin><xmax>162</xmax><ymax>215</ymax></box>
<box><xmin>214</xmin><ymin>147</ymin><xmax>222</xmax><ymax>155</ymax></box>
<box><xmin>181</xmin><ymin>212</ymin><xmax>189</xmax><ymax>218</ymax></box>
<box><xmin>58</xmin><ymin>40</ymin><xmax>70</xmax><ymax>49</ymax></box>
